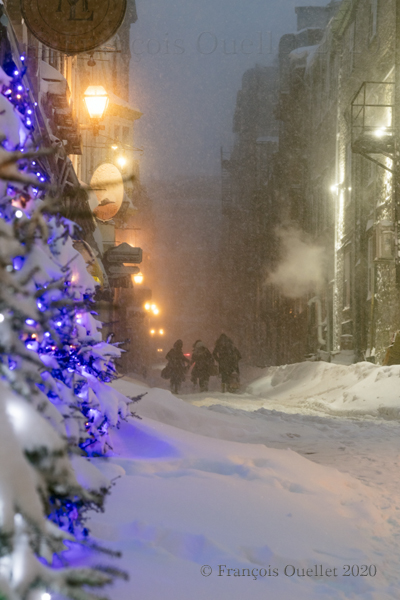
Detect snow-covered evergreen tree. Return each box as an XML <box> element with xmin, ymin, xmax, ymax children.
<box><xmin>0</xmin><ymin>52</ymin><xmax>138</xmax><ymax>599</ymax></box>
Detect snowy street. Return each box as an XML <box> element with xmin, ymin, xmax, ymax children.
<box><xmin>74</xmin><ymin>362</ymin><xmax>400</xmax><ymax>600</ymax></box>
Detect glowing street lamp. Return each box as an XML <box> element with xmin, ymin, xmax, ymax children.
<box><xmin>117</xmin><ymin>154</ymin><xmax>127</xmax><ymax>171</ymax></box>
<box><xmin>144</xmin><ymin>301</ymin><xmax>160</xmax><ymax>315</ymax></box>
<box><xmin>133</xmin><ymin>272</ymin><xmax>144</xmax><ymax>284</ymax></box>
<box><xmin>83</xmin><ymin>85</ymin><xmax>109</xmax><ymax>135</ymax></box>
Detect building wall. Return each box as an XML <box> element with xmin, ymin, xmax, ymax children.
<box><xmin>220</xmin><ymin>65</ymin><xmax>279</xmax><ymax>364</ymax></box>
<box><xmin>222</xmin><ymin>0</ymin><xmax>400</xmax><ymax>367</ymax></box>
<box><xmin>273</xmin><ymin>0</ymin><xmax>400</xmax><ymax>365</ymax></box>
<box><xmin>4</xmin><ymin>0</ymin><xmax>155</xmax><ymax>374</ymax></box>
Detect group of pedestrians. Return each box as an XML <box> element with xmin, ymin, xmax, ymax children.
<box><xmin>162</xmin><ymin>334</ymin><xmax>241</xmax><ymax>395</ymax></box>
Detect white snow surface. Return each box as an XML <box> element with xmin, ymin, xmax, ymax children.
<box><xmin>75</xmin><ymin>362</ymin><xmax>400</xmax><ymax>599</ymax></box>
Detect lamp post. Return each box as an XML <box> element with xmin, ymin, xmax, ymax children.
<box><xmin>83</xmin><ymin>85</ymin><xmax>109</xmax><ymax>135</ymax></box>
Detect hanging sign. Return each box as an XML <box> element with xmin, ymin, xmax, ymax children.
<box><xmin>21</xmin><ymin>0</ymin><xmax>127</xmax><ymax>54</ymax></box>
<box><xmin>90</xmin><ymin>163</ymin><xmax>124</xmax><ymax>221</ymax></box>
<box><xmin>105</xmin><ymin>243</ymin><xmax>143</xmax><ymax>264</ymax></box>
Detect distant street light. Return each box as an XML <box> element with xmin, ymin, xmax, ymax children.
<box><xmin>83</xmin><ymin>85</ymin><xmax>109</xmax><ymax>135</ymax></box>
<box><xmin>144</xmin><ymin>301</ymin><xmax>160</xmax><ymax>315</ymax></box>
<box><xmin>133</xmin><ymin>272</ymin><xmax>144</xmax><ymax>284</ymax></box>
<box><xmin>117</xmin><ymin>155</ymin><xmax>127</xmax><ymax>170</ymax></box>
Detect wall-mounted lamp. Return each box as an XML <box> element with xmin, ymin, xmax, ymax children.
<box><xmin>83</xmin><ymin>85</ymin><xmax>109</xmax><ymax>135</ymax></box>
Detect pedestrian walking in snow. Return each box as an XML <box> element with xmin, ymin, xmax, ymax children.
<box><xmin>212</xmin><ymin>334</ymin><xmax>241</xmax><ymax>393</ymax></box>
<box><xmin>162</xmin><ymin>339</ymin><xmax>190</xmax><ymax>394</ymax></box>
<box><xmin>190</xmin><ymin>340</ymin><xmax>216</xmax><ymax>392</ymax></box>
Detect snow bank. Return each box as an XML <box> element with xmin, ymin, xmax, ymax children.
<box><xmin>247</xmin><ymin>361</ymin><xmax>400</xmax><ymax>418</ymax></box>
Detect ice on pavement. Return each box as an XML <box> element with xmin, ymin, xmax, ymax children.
<box><xmin>74</xmin><ymin>362</ymin><xmax>400</xmax><ymax>600</ymax></box>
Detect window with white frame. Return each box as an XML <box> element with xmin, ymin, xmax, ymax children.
<box><xmin>349</xmin><ymin>21</ymin><xmax>355</xmax><ymax>73</ymax></box>
<box><xmin>345</xmin><ymin>143</ymin><xmax>352</xmax><ymax>204</ymax></box>
<box><xmin>367</xmin><ymin>236</ymin><xmax>374</xmax><ymax>298</ymax></box>
<box><xmin>343</xmin><ymin>249</ymin><xmax>351</xmax><ymax>309</ymax></box>
<box><xmin>369</xmin><ymin>0</ymin><xmax>378</xmax><ymax>41</ymax></box>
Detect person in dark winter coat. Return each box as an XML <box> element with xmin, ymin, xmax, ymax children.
<box><xmin>164</xmin><ymin>339</ymin><xmax>190</xmax><ymax>394</ymax></box>
<box><xmin>212</xmin><ymin>334</ymin><xmax>241</xmax><ymax>392</ymax></box>
<box><xmin>190</xmin><ymin>340</ymin><xmax>215</xmax><ymax>392</ymax></box>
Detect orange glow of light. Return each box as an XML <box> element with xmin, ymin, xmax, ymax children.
<box><xmin>83</xmin><ymin>85</ymin><xmax>109</xmax><ymax>120</ymax></box>
<box><xmin>133</xmin><ymin>272</ymin><xmax>144</xmax><ymax>284</ymax></box>
<box><xmin>159</xmin><ymin>329</ymin><xmax>164</xmax><ymax>335</ymax></box>
<box><xmin>150</xmin><ymin>329</ymin><xmax>155</xmax><ymax>335</ymax></box>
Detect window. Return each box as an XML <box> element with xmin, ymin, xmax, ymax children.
<box><xmin>367</xmin><ymin>236</ymin><xmax>374</xmax><ymax>298</ymax></box>
<box><xmin>343</xmin><ymin>249</ymin><xmax>351</xmax><ymax>309</ymax></box>
<box><xmin>114</xmin><ymin>125</ymin><xmax>120</xmax><ymax>141</ymax></box>
<box><xmin>376</xmin><ymin>225</ymin><xmax>394</xmax><ymax>260</ymax></box>
<box><xmin>349</xmin><ymin>21</ymin><xmax>355</xmax><ymax>73</ymax></box>
<box><xmin>369</xmin><ymin>0</ymin><xmax>378</xmax><ymax>41</ymax></box>
<box><xmin>365</xmin><ymin>157</ymin><xmax>376</xmax><ymax>185</ymax></box>
<box><xmin>122</xmin><ymin>126</ymin><xmax>130</xmax><ymax>145</ymax></box>
<box><xmin>345</xmin><ymin>144</ymin><xmax>352</xmax><ymax>205</ymax></box>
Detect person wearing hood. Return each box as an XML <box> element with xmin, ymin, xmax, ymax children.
<box><xmin>190</xmin><ymin>340</ymin><xmax>215</xmax><ymax>392</ymax></box>
<box><xmin>212</xmin><ymin>334</ymin><xmax>241</xmax><ymax>393</ymax></box>
<box><xmin>163</xmin><ymin>339</ymin><xmax>190</xmax><ymax>394</ymax></box>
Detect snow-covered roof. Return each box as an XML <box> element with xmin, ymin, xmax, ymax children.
<box><xmin>289</xmin><ymin>45</ymin><xmax>320</xmax><ymax>70</ymax></box>
<box><xmin>39</xmin><ymin>60</ymin><xmax>68</xmax><ymax>95</ymax></box>
<box><xmin>39</xmin><ymin>60</ymin><xmax>64</xmax><ymax>82</ymax></box>
<box><xmin>108</xmin><ymin>91</ymin><xmax>142</xmax><ymax>121</ymax></box>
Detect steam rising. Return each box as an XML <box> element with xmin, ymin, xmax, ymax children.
<box><xmin>267</xmin><ymin>227</ymin><xmax>325</xmax><ymax>298</ymax></box>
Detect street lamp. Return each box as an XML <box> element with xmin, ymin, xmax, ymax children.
<box><xmin>133</xmin><ymin>272</ymin><xmax>144</xmax><ymax>284</ymax></box>
<box><xmin>144</xmin><ymin>302</ymin><xmax>160</xmax><ymax>315</ymax></box>
<box><xmin>83</xmin><ymin>85</ymin><xmax>109</xmax><ymax>135</ymax></box>
<box><xmin>116</xmin><ymin>154</ymin><xmax>127</xmax><ymax>171</ymax></box>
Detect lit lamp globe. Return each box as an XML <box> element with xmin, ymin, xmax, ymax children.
<box><xmin>117</xmin><ymin>155</ymin><xmax>127</xmax><ymax>170</ymax></box>
<box><xmin>132</xmin><ymin>272</ymin><xmax>143</xmax><ymax>284</ymax></box>
<box><xmin>84</xmin><ymin>85</ymin><xmax>109</xmax><ymax>134</ymax></box>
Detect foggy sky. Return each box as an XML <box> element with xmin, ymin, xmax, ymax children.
<box><xmin>130</xmin><ymin>0</ymin><xmax>329</xmax><ymax>183</ymax></box>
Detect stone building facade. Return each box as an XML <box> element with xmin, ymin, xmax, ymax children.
<box><xmin>220</xmin><ymin>64</ymin><xmax>279</xmax><ymax>364</ymax></box>
<box><xmin>222</xmin><ymin>0</ymin><xmax>400</xmax><ymax>366</ymax></box>
<box><xmin>3</xmin><ymin>0</ymin><xmax>154</xmax><ymax>374</ymax></box>
<box><xmin>296</xmin><ymin>0</ymin><xmax>399</xmax><ymax>364</ymax></box>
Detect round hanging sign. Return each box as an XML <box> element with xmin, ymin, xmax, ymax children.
<box><xmin>21</xmin><ymin>0</ymin><xmax>127</xmax><ymax>54</ymax></box>
<box><xmin>90</xmin><ymin>163</ymin><xmax>124</xmax><ymax>221</ymax></box>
